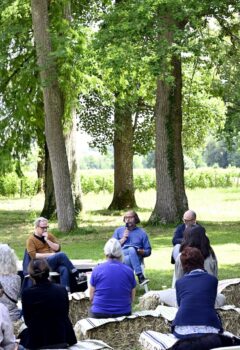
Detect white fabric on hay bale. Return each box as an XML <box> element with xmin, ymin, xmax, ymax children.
<box><xmin>42</xmin><ymin>340</ymin><xmax>112</xmax><ymax>350</ymax></box>
<box><xmin>74</xmin><ymin>306</ymin><xmax>177</xmax><ymax>337</ymax></box>
<box><xmin>218</xmin><ymin>279</ymin><xmax>240</xmax><ymax>308</ymax></box>
<box><xmin>74</xmin><ymin>307</ymin><xmax>177</xmax><ymax>350</ymax></box>
<box><xmin>68</xmin><ymin>291</ymin><xmax>91</xmax><ymax>325</ymax></box>
<box><xmin>218</xmin><ymin>279</ymin><xmax>240</xmax><ymax>293</ymax></box>
<box><xmin>139</xmin><ymin>331</ymin><xmax>177</xmax><ymax>350</ymax></box>
<box><xmin>139</xmin><ymin>289</ymin><xmax>226</xmax><ymax>309</ymax></box>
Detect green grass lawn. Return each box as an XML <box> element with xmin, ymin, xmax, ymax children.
<box><xmin>0</xmin><ymin>187</ymin><xmax>240</xmax><ymax>299</ymax></box>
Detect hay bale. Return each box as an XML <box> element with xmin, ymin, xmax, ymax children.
<box><xmin>69</xmin><ymin>295</ymin><xmax>90</xmax><ymax>325</ymax></box>
<box><xmin>13</xmin><ymin>319</ymin><xmax>25</xmax><ymax>337</ymax></box>
<box><xmin>138</xmin><ymin>289</ymin><xmax>178</xmax><ymax>310</ymax></box>
<box><xmin>219</xmin><ymin>309</ymin><xmax>240</xmax><ymax>336</ymax></box>
<box><xmin>75</xmin><ymin>315</ymin><xmax>170</xmax><ymax>350</ymax></box>
<box><xmin>222</xmin><ymin>283</ymin><xmax>240</xmax><ymax>307</ymax></box>
<box><xmin>138</xmin><ymin>293</ymin><xmax>161</xmax><ymax>310</ymax></box>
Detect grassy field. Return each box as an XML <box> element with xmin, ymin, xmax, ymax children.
<box><xmin>0</xmin><ymin>187</ymin><xmax>240</xmax><ymax>297</ymax></box>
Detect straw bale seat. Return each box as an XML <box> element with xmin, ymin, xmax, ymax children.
<box><xmin>218</xmin><ymin>307</ymin><xmax>240</xmax><ymax>337</ymax></box>
<box><xmin>221</xmin><ymin>283</ymin><xmax>240</xmax><ymax>308</ymax></box>
<box><xmin>13</xmin><ymin>319</ymin><xmax>25</xmax><ymax>337</ymax></box>
<box><xmin>138</xmin><ymin>289</ymin><xmax>225</xmax><ymax>310</ymax></box>
<box><xmin>69</xmin><ymin>292</ymin><xmax>91</xmax><ymax>325</ymax></box>
<box><xmin>74</xmin><ymin>308</ymin><xmax>174</xmax><ymax>350</ymax></box>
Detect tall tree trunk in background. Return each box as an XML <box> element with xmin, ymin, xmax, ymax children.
<box><xmin>149</xmin><ymin>54</ymin><xmax>188</xmax><ymax>224</ymax></box>
<box><xmin>108</xmin><ymin>105</ymin><xmax>137</xmax><ymax>210</ymax></box>
<box><xmin>36</xmin><ymin>148</ymin><xmax>44</xmax><ymax>193</ymax></box>
<box><xmin>65</xmin><ymin>110</ymin><xmax>83</xmax><ymax>214</ymax></box>
<box><xmin>31</xmin><ymin>0</ymin><xmax>76</xmax><ymax>232</ymax></box>
<box><xmin>41</xmin><ymin>143</ymin><xmax>56</xmax><ymax>219</ymax></box>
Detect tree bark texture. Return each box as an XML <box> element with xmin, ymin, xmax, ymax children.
<box><xmin>108</xmin><ymin>105</ymin><xmax>137</xmax><ymax>210</ymax></box>
<box><xmin>41</xmin><ymin>143</ymin><xmax>56</xmax><ymax>219</ymax></box>
<box><xmin>65</xmin><ymin>110</ymin><xmax>83</xmax><ymax>214</ymax></box>
<box><xmin>149</xmin><ymin>55</ymin><xmax>188</xmax><ymax>223</ymax></box>
<box><xmin>31</xmin><ymin>0</ymin><xmax>76</xmax><ymax>231</ymax></box>
<box><xmin>36</xmin><ymin>150</ymin><xmax>44</xmax><ymax>193</ymax></box>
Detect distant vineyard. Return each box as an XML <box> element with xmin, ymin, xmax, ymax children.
<box><xmin>0</xmin><ymin>168</ymin><xmax>240</xmax><ymax>197</ymax></box>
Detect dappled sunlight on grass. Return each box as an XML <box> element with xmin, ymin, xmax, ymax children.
<box><xmin>0</xmin><ymin>188</ymin><xmax>239</xmax><ymax>286</ymax></box>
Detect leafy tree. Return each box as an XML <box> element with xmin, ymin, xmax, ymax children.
<box><xmin>0</xmin><ymin>0</ymin><xmax>85</xmax><ymax>225</ymax></box>
<box><xmin>31</xmin><ymin>0</ymin><xmax>77</xmax><ymax>231</ymax></box>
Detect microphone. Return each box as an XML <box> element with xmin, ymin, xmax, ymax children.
<box><xmin>125</xmin><ymin>223</ymin><xmax>129</xmax><ymax>229</ymax></box>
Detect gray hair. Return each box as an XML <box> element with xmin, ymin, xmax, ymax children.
<box><xmin>34</xmin><ymin>217</ymin><xmax>48</xmax><ymax>228</ymax></box>
<box><xmin>104</xmin><ymin>238</ymin><xmax>123</xmax><ymax>261</ymax></box>
<box><xmin>0</xmin><ymin>244</ymin><xmax>18</xmax><ymax>275</ymax></box>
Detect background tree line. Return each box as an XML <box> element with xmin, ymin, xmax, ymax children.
<box><xmin>0</xmin><ymin>0</ymin><xmax>240</xmax><ymax>231</ymax></box>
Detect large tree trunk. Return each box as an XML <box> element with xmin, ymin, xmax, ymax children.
<box><xmin>149</xmin><ymin>55</ymin><xmax>188</xmax><ymax>224</ymax></box>
<box><xmin>108</xmin><ymin>105</ymin><xmax>137</xmax><ymax>210</ymax></box>
<box><xmin>36</xmin><ymin>148</ymin><xmax>44</xmax><ymax>193</ymax></box>
<box><xmin>31</xmin><ymin>0</ymin><xmax>76</xmax><ymax>232</ymax></box>
<box><xmin>65</xmin><ymin>110</ymin><xmax>83</xmax><ymax>214</ymax></box>
<box><xmin>41</xmin><ymin>143</ymin><xmax>56</xmax><ymax>219</ymax></box>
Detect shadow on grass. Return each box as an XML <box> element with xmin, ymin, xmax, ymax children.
<box><xmin>0</xmin><ymin>210</ymin><xmax>34</xmax><ymax>226</ymax></box>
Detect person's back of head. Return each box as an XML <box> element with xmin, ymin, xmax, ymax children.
<box><xmin>104</xmin><ymin>238</ymin><xmax>123</xmax><ymax>261</ymax></box>
<box><xmin>180</xmin><ymin>224</ymin><xmax>215</xmax><ymax>259</ymax></box>
<box><xmin>180</xmin><ymin>246</ymin><xmax>204</xmax><ymax>273</ymax></box>
<box><xmin>28</xmin><ymin>258</ymin><xmax>50</xmax><ymax>283</ymax></box>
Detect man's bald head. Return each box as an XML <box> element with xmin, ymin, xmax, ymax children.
<box><xmin>183</xmin><ymin>210</ymin><xmax>196</xmax><ymax>227</ymax></box>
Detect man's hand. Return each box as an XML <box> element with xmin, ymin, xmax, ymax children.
<box><xmin>120</xmin><ymin>228</ymin><xmax>129</xmax><ymax>245</ymax></box>
<box><xmin>123</xmin><ymin>228</ymin><xmax>129</xmax><ymax>239</ymax></box>
<box><xmin>137</xmin><ymin>248</ymin><xmax>145</xmax><ymax>256</ymax></box>
<box><xmin>42</xmin><ymin>232</ymin><xmax>48</xmax><ymax>241</ymax></box>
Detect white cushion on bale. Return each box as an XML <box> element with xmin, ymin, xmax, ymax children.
<box><xmin>42</xmin><ymin>339</ymin><xmax>112</xmax><ymax>350</ymax></box>
<box><xmin>74</xmin><ymin>306</ymin><xmax>177</xmax><ymax>338</ymax></box>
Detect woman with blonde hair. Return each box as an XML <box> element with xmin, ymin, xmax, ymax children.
<box><xmin>0</xmin><ymin>244</ymin><xmax>21</xmax><ymax>321</ymax></box>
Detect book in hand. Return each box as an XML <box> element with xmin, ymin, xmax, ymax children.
<box><xmin>123</xmin><ymin>244</ymin><xmax>140</xmax><ymax>250</ymax></box>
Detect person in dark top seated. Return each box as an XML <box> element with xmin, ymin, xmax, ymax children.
<box><xmin>89</xmin><ymin>238</ymin><xmax>136</xmax><ymax>318</ymax></box>
<box><xmin>173</xmin><ymin>225</ymin><xmax>218</xmax><ymax>287</ymax></box>
<box><xmin>171</xmin><ymin>210</ymin><xmax>197</xmax><ymax>263</ymax></box>
<box><xmin>172</xmin><ymin>247</ymin><xmax>222</xmax><ymax>339</ymax></box>
<box><xmin>20</xmin><ymin>259</ymin><xmax>77</xmax><ymax>349</ymax></box>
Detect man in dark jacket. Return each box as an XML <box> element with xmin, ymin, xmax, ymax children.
<box><xmin>171</xmin><ymin>210</ymin><xmax>197</xmax><ymax>263</ymax></box>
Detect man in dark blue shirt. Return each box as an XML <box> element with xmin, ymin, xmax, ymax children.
<box><xmin>113</xmin><ymin>211</ymin><xmax>151</xmax><ymax>286</ymax></box>
<box><xmin>171</xmin><ymin>210</ymin><xmax>197</xmax><ymax>263</ymax></box>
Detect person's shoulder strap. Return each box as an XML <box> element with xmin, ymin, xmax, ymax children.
<box><xmin>3</xmin><ymin>290</ymin><xmax>18</xmax><ymax>304</ymax></box>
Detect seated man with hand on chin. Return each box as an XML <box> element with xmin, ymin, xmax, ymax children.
<box><xmin>26</xmin><ymin>217</ymin><xmax>86</xmax><ymax>292</ymax></box>
<box><xmin>113</xmin><ymin>210</ymin><xmax>151</xmax><ymax>286</ymax></box>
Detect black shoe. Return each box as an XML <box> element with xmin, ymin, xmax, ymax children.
<box><xmin>75</xmin><ymin>272</ymin><xmax>87</xmax><ymax>285</ymax></box>
<box><xmin>137</xmin><ymin>274</ymin><xmax>149</xmax><ymax>286</ymax></box>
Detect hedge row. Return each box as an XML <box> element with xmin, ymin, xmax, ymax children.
<box><xmin>0</xmin><ymin>168</ymin><xmax>240</xmax><ymax>197</ymax></box>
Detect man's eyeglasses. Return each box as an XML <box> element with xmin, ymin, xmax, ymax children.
<box><xmin>39</xmin><ymin>226</ymin><xmax>49</xmax><ymax>230</ymax></box>
<box><xmin>183</xmin><ymin>218</ymin><xmax>194</xmax><ymax>223</ymax></box>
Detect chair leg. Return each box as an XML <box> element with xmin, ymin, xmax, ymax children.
<box><xmin>143</xmin><ymin>283</ymin><xmax>149</xmax><ymax>293</ymax></box>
